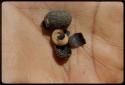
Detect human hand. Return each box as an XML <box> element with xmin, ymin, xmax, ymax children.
<box><xmin>2</xmin><ymin>2</ymin><xmax>123</xmax><ymax>83</ymax></box>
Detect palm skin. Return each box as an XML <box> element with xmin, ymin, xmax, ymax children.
<box><xmin>2</xmin><ymin>2</ymin><xmax>123</xmax><ymax>83</ymax></box>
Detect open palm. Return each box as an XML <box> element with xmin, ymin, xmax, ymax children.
<box><xmin>2</xmin><ymin>2</ymin><xmax>123</xmax><ymax>83</ymax></box>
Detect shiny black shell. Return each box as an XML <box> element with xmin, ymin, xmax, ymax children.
<box><xmin>69</xmin><ymin>33</ymin><xmax>86</xmax><ymax>48</ymax></box>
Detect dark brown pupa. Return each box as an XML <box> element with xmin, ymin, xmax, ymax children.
<box><xmin>43</xmin><ymin>10</ymin><xmax>72</xmax><ymax>31</ymax></box>
<box><xmin>54</xmin><ymin>45</ymin><xmax>71</xmax><ymax>59</ymax></box>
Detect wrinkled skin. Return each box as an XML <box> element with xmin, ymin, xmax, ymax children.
<box><xmin>2</xmin><ymin>2</ymin><xmax>123</xmax><ymax>83</ymax></box>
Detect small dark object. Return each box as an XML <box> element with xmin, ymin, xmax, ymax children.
<box><xmin>43</xmin><ymin>10</ymin><xmax>72</xmax><ymax>30</ymax></box>
<box><xmin>54</xmin><ymin>45</ymin><xmax>71</xmax><ymax>59</ymax></box>
<box><xmin>69</xmin><ymin>33</ymin><xmax>86</xmax><ymax>48</ymax></box>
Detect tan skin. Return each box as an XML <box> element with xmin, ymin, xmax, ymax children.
<box><xmin>2</xmin><ymin>2</ymin><xmax>123</xmax><ymax>83</ymax></box>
